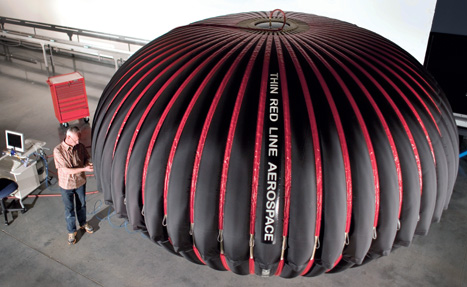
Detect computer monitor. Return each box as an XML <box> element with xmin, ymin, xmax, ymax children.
<box><xmin>5</xmin><ymin>130</ymin><xmax>25</xmax><ymax>153</ymax></box>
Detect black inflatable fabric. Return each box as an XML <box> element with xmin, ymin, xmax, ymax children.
<box><xmin>91</xmin><ymin>10</ymin><xmax>459</xmax><ymax>278</ymax></box>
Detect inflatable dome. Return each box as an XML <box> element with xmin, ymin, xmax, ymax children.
<box><xmin>91</xmin><ymin>10</ymin><xmax>459</xmax><ymax>278</ymax></box>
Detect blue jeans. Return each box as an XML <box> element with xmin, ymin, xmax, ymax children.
<box><xmin>60</xmin><ymin>184</ymin><xmax>87</xmax><ymax>233</ymax></box>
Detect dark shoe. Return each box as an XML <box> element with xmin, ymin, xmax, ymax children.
<box><xmin>81</xmin><ymin>223</ymin><xmax>94</xmax><ymax>234</ymax></box>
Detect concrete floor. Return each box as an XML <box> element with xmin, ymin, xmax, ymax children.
<box><xmin>0</xmin><ymin>45</ymin><xmax>466</xmax><ymax>287</ymax></box>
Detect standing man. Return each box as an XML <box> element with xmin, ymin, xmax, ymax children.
<box><xmin>54</xmin><ymin>126</ymin><xmax>94</xmax><ymax>245</ymax></box>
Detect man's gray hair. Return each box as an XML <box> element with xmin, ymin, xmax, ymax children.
<box><xmin>66</xmin><ymin>126</ymin><xmax>81</xmax><ymax>136</ymax></box>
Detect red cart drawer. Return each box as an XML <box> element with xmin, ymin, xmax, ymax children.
<box><xmin>47</xmin><ymin>72</ymin><xmax>90</xmax><ymax>126</ymax></box>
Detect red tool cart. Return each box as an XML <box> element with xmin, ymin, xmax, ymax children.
<box><xmin>46</xmin><ymin>72</ymin><xmax>90</xmax><ymax>128</ymax></box>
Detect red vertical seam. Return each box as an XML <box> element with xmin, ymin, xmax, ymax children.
<box><xmin>220</xmin><ymin>254</ymin><xmax>230</xmax><ymax>271</ymax></box>
<box><xmin>161</xmin><ymin>37</ymin><xmax>245</xmax><ymax>217</ymax></box>
<box><xmin>273</xmin><ymin>35</ymin><xmax>292</xmax><ymax>277</ymax></box>
<box><xmin>323</xmin><ymin>33</ymin><xmax>438</xmax><ymax>163</ymax></box>
<box><xmin>249</xmin><ymin>257</ymin><xmax>255</xmax><ymax>274</ymax></box>
<box><xmin>288</xmin><ymin>33</ymin><xmax>355</xmax><ymax>274</ymax></box>
<box><xmin>312</xmin><ymin>24</ymin><xmax>429</xmax><ymax>125</ymax></box>
<box><xmin>300</xmin><ymin>38</ymin><xmax>382</xmax><ymax>231</ymax></box>
<box><xmin>301</xmin><ymin>258</ymin><xmax>315</xmax><ymax>276</ymax></box>
<box><xmin>309</xmin><ymin>39</ymin><xmax>379</xmax><ymax>270</ymax></box>
<box><xmin>305</xmin><ymin>33</ymin><xmax>409</xmax><ymax>219</ymax></box>
<box><xmin>110</xmin><ymin>29</ymin><xmax>229</xmax><ymax>161</ymax></box>
<box><xmin>100</xmin><ymin>29</ymin><xmax>187</xmax><ymax>115</ymax></box>
<box><xmin>106</xmin><ymin>40</ymin><xmax>182</xmax><ymax>141</ymax></box>
<box><xmin>343</xmin><ymin>31</ymin><xmax>441</xmax><ymax>115</ymax></box>
<box><xmin>278</xmin><ymin>37</ymin><xmax>323</xmax><ymax>276</ymax></box>
<box><xmin>294</xmin><ymin>36</ymin><xmax>381</xmax><ymax>232</ymax></box>
<box><xmin>327</xmin><ymin>254</ymin><xmax>343</xmax><ymax>272</ymax></box>
<box><xmin>325</xmin><ymin>36</ymin><xmax>423</xmax><ymax>200</ymax></box>
<box><xmin>324</xmin><ymin>27</ymin><xmax>442</xmax><ymax>114</ymax></box>
<box><xmin>193</xmin><ymin>246</ymin><xmax>206</xmax><ymax>265</ymax></box>
<box><xmin>163</xmin><ymin>32</ymin><xmax>247</xmax><ymax>224</ymax></box>
<box><xmin>141</xmin><ymin>32</ymin><xmax>244</xmax><ymax>202</ymax></box>
<box><xmin>301</xmin><ymin>35</ymin><xmax>399</xmax><ymax>231</ymax></box>
<box><xmin>297</xmin><ymin>34</ymin><xmax>353</xmax><ymax>245</ymax></box>
<box><xmin>190</xmin><ymin>33</ymin><xmax>260</xmax><ymax>225</ymax></box>
<box><xmin>217</xmin><ymin>60</ymin><xmax>246</xmax><ymax>270</ymax></box>
<box><xmin>215</xmin><ymin>34</ymin><xmax>268</xmax><ymax>272</ymax></box>
<box><xmin>105</xmin><ymin>27</ymin><xmax>206</xmax><ymax>138</ymax></box>
<box><xmin>308</xmin><ymin>40</ymin><xmax>352</xmax><ymax>268</ymax></box>
<box><xmin>365</xmin><ymin>47</ymin><xmax>439</xmax><ymax>162</ymax></box>
<box><xmin>248</xmin><ymin>34</ymin><xmax>273</xmax><ymax>274</ymax></box>
<box><xmin>163</xmin><ymin>35</ymin><xmax>250</xmax><ymax>212</ymax></box>
<box><xmin>92</xmin><ymin>30</ymin><xmax>186</xmax><ymax>185</ymax></box>
<box><xmin>312</xmin><ymin>26</ymin><xmax>408</xmax><ymax>63</ymax></box>
<box><xmin>188</xmin><ymin>34</ymin><xmax>261</xmax><ymax>270</ymax></box>
<box><xmin>114</xmin><ymin>55</ymin><xmax>176</xmax><ymax>157</ymax></box>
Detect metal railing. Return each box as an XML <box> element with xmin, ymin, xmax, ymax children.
<box><xmin>0</xmin><ymin>16</ymin><xmax>149</xmax><ymax>46</ymax></box>
<box><xmin>0</xmin><ymin>16</ymin><xmax>150</xmax><ymax>70</ymax></box>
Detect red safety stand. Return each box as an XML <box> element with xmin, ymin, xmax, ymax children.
<box><xmin>46</xmin><ymin>72</ymin><xmax>90</xmax><ymax>128</ymax></box>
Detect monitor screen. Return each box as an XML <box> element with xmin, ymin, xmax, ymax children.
<box><xmin>5</xmin><ymin>130</ymin><xmax>25</xmax><ymax>153</ymax></box>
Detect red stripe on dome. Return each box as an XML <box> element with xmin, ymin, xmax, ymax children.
<box><xmin>324</xmin><ymin>31</ymin><xmax>439</xmax><ymax>163</ymax></box>
<box><xmin>272</xmin><ymin>35</ymin><xmax>293</xmax><ymax>276</ymax></box>
<box><xmin>193</xmin><ymin>246</ymin><xmax>206</xmax><ymax>265</ymax></box>
<box><xmin>99</xmin><ymin>28</ymin><xmax>189</xmax><ymax>115</ymax></box>
<box><xmin>248</xmin><ymin>34</ymin><xmax>273</xmax><ymax>274</ymax></box>
<box><xmin>103</xmin><ymin>27</ymin><xmax>204</xmax><ymax>135</ymax></box>
<box><xmin>277</xmin><ymin>36</ymin><xmax>323</xmax><ymax>276</ymax></box>
<box><xmin>220</xmin><ymin>254</ymin><xmax>230</xmax><ymax>271</ymax></box>
<box><xmin>189</xmin><ymin>33</ymin><xmax>261</xmax><ymax>225</ymax></box>
<box><xmin>308</xmin><ymin>33</ymin><xmax>411</xmax><ymax>219</ymax></box>
<box><xmin>141</xmin><ymin>32</ymin><xmax>244</xmax><ymax>202</ymax></box>
<box><xmin>291</xmin><ymin>33</ymin><xmax>380</xmax><ymax>270</ymax></box>
<box><xmin>296</xmin><ymin>34</ymin><xmax>353</xmax><ymax>244</ymax></box>
<box><xmin>109</xmin><ymin>29</ymin><xmax>225</xmax><ymax>160</ymax></box>
<box><xmin>328</xmin><ymin>26</ymin><xmax>442</xmax><ymax>116</ymax></box>
<box><xmin>162</xmin><ymin>40</ymin><xmax>246</xmax><ymax>219</ymax></box>
<box><xmin>302</xmin><ymin>38</ymin><xmax>382</xmax><ymax>232</ymax></box>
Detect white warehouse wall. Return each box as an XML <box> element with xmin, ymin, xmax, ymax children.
<box><xmin>0</xmin><ymin>0</ymin><xmax>437</xmax><ymax>64</ymax></box>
